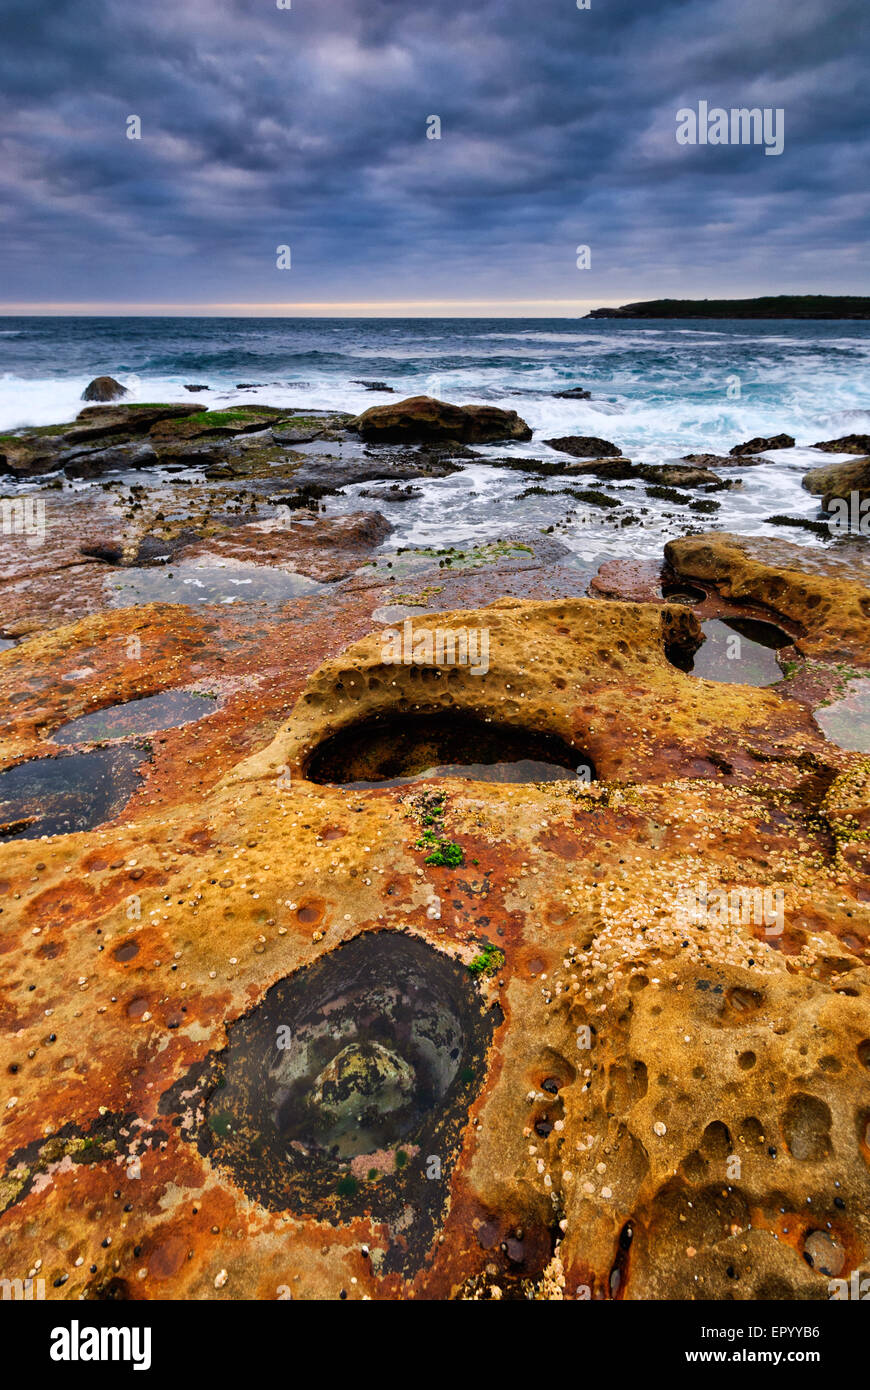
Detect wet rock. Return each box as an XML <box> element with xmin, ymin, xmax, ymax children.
<box><xmin>81</xmin><ymin>376</ymin><xmax>128</xmax><ymax>403</ymax></box>
<box><xmin>171</xmin><ymin>511</ymin><xmax>393</xmax><ymax>583</ymax></box>
<box><xmin>271</xmin><ymin>411</ymin><xmax>356</xmax><ymax>445</ymax></box>
<box><xmin>811</xmin><ymin>434</ymin><xmax>870</xmax><ymax>455</ymax></box>
<box><xmin>474</xmin><ymin>454</ymin><xmax>633</xmax><ymax>479</ymax></box>
<box><xmin>570</xmin><ymin>487</ymin><xmax>620</xmax><ymax>509</ymax></box>
<box><xmin>646</xmin><ymin>484</ymin><xmax>693</xmax><ymax>505</ymax></box>
<box><xmin>544</xmin><ymin>435</ymin><xmax>622</xmax><ymax>458</ymax></box>
<box><xmin>552</xmin><ymin>387</ymin><xmax>591</xmax><ymax>399</ymax></box>
<box><xmin>350</xmin><ymin>395</ymin><xmax>532</xmax><ymax>444</ymax></box>
<box><xmin>682</xmin><ymin>452</ymin><xmax>761</xmax><ymax>469</ymax></box>
<box><xmin>568</xmin><ymin>457</ymin><xmax>637</xmax><ymax>480</ymax></box>
<box><xmin>0</xmin><ymin>745</ymin><xmax>148</xmax><ymax>840</ymax></box>
<box><xmin>729</xmin><ymin>434</ymin><xmax>795</xmax><ymax>456</ymax></box>
<box><xmin>765</xmin><ymin>515</ymin><xmax>834</xmax><ymax>539</ymax></box>
<box><xmin>65</xmin><ymin>403</ymin><xmax>203</xmax><ymax>443</ymax></box>
<box><xmin>149</xmin><ymin>406</ymin><xmax>288</xmax><ymax>440</ymax></box>
<box><xmin>638</xmin><ymin>463</ymin><xmax>725</xmax><ymax>488</ymax></box>
<box><xmin>287</xmin><ymin>444</ymin><xmax>463</xmax><ymax>494</ymax></box>
<box><xmin>165</xmin><ymin>931</ymin><xmax>498</xmax><ymax>1275</ymax></box>
<box><xmin>62</xmin><ymin>441</ymin><xmax>159</xmax><ymax>478</ymax></box>
<box><xmin>352</xmin><ymin>380</ymin><xmax>395</xmax><ymax>392</ymax></box>
<box><xmin>803</xmin><ymin>456</ymin><xmax>870</xmax><ymax>510</ymax></box>
<box><xmin>359</xmin><ymin>483</ymin><xmax>423</xmax><ymax>502</ymax></box>
<box><xmin>184</xmin><ymin>384</ymin><xmax>210</xmax><ymax>391</ymax></box>
<box><xmin>0</xmin><ymin>438</ymin><xmax>66</xmax><ymax>478</ymax></box>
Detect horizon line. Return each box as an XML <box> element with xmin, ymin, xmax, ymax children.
<box><xmin>0</xmin><ymin>298</ymin><xmax>613</xmax><ymax>318</ymax></box>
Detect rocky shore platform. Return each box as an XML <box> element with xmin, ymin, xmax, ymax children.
<box><xmin>1</xmin><ymin>394</ymin><xmax>868</xmax><ymax>1301</ymax></box>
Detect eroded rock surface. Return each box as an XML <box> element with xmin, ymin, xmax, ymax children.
<box><xmin>665</xmin><ymin>532</ymin><xmax>870</xmax><ymax>660</ymax></box>
<box><xmin>0</xmin><ymin>589</ymin><xmax>865</xmax><ymax>1301</ymax></box>
<box><xmin>1</xmin><ymin>405</ymin><xmax>869</xmax><ymax>1304</ymax></box>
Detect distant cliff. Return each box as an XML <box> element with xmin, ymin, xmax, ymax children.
<box><xmin>586</xmin><ymin>296</ymin><xmax>870</xmax><ymax>319</ymax></box>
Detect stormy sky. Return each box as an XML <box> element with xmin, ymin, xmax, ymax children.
<box><xmin>0</xmin><ymin>0</ymin><xmax>867</xmax><ymax>312</ymax></box>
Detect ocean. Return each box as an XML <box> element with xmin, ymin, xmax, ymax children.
<box><xmin>1</xmin><ymin>316</ymin><xmax>868</xmax><ymax>565</ymax></box>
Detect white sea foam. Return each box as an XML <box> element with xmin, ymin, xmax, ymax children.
<box><xmin>1</xmin><ymin>321</ymin><xmax>867</xmax><ymax>480</ymax></box>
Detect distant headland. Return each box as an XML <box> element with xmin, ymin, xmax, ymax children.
<box><xmin>586</xmin><ymin>295</ymin><xmax>870</xmax><ymax>320</ymax></box>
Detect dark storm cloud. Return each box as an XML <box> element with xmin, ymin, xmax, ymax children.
<box><xmin>0</xmin><ymin>0</ymin><xmax>867</xmax><ymax>305</ymax></box>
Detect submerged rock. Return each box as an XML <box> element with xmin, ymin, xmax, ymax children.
<box><xmin>164</xmin><ymin>930</ymin><xmax>499</xmax><ymax>1274</ymax></box>
<box><xmin>0</xmin><ymin>744</ymin><xmax>147</xmax><ymax>840</ymax></box>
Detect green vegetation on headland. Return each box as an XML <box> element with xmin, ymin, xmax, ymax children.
<box><xmin>186</xmin><ymin>408</ymin><xmax>280</xmax><ymax>426</ymax></box>
<box><xmin>587</xmin><ymin>296</ymin><xmax>870</xmax><ymax>320</ymax></box>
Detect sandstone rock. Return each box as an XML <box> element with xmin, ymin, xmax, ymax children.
<box><xmin>62</xmin><ymin>442</ymin><xmax>159</xmax><ymax>478</ymax></box>
<box><xmin>81</xmin><ymin>375</ymin><xmax>129</xmax><ymax>402</ymax></box>
<box><xmin>665</xmin><ymin>531</ymin><xmax>870</xmax><ymax>660</ymax></box>
<box><xmin>729</xmin><ymin>433</ymin><xmax>795</xmax><ymax>456</ymax></box>
<box><xmin>66</xmin><ymin>403</ymin><xmax>203</xmax><ymax>443</ymax></box>
<box><xmin>0</xmin><ymin>438</ymin><xmax>66</xmax><ymax>478</ymax></box>
<box><xmin>234</xmin><ymin>596</ymin><xmax>828</xmax><ymax>789</ymax></box>
<box><xmin>0</xmin><ymin>406</ymin><xmax>206</xmax><ymax>478</ymax></box>
<box><xmin>350</xmin><ymin>395</ymin><xmax>532</xmax><ymax>444</ymax></box>
<box><xmin>803</xmin><ymin>456</ymin><xmax>870</xmax><ymax>509</ymax></box>
<box><xmin>566</xmin><ymin>457</ymin><xmax>637</xmax><ymax>479</ymax></box>
<box><xmin>149</xmin><ymin>406</ymin><xmax>288</xmax><ymax>440</ymax></box>
<box><xmin>0</xmin><ymin>593</ymin><xmax>867</xmax><ymax>1301</ymax></box>
<box><xmin>172</xmin><ymin>511</ymin><xmax>393</xmax><ymax>583</ymax></box>
<box><xmin>544</xmin><ymin>435</ymin><xmax>622</xmax><ymax>457</ymax></box>
<box><xmin>811</xmin><ymin>434</ymin><xmax>870</xmax><ymax>455</ymax></box>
